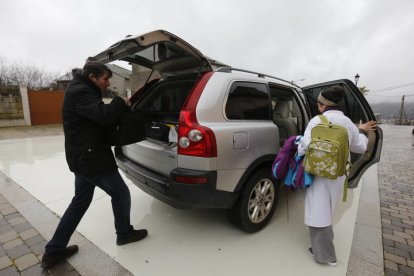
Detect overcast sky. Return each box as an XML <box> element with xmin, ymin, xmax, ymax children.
<box><xmin>1</xmin><ymin>0</ymin><xmax>413</xmax><ymax>102</ymax></box>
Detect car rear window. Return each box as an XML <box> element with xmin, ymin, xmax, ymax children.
<box><xmin>133</xmin><ymin>79</ymin><xmax>197</xmax><ymax>122</ymax></box>
<box><xmin>225</xmin><ymin>82</ymin><xmax>270</xmax><ymax>120</ymax></box>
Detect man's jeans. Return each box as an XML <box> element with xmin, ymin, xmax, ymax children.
<box><xmin>45</xmin><ymin>170</ymin><xmax>133</xmax><ymax>254</ymax></box>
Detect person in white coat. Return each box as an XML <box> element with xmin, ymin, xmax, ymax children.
<box><xmin>297</xmin><ymin>85</ymin><xmax>377</xmax><ymax>266</ymax></box>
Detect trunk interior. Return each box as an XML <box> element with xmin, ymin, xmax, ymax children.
<box><xmin>121</xmin><ymin>75</ymin><xmax>199</xmax><ymax>176</ymax></box>
<box><xmin>134</xmin><ymin>75</ymin><xmax>198</xmax><ymax>124</ymax></box>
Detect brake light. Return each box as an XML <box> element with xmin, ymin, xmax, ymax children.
<box><xmin>178</xmin><ymin>72</ymin><xmax>217</xmax><ymax>157</ymax></box>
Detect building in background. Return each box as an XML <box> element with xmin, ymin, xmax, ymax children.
<box><xmin>56</xmin><ymin>64</ymin><xmax>131</xmax><ymax>97</ymax></box>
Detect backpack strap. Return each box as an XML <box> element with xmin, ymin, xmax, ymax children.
<box><xmin>343</xmin><ymin>177</ymin><xmax>348</xmax><ymax>202</ymax></box>
<box><xmin>342</xmin><ymin>161</ymin><xmax>352</xmax><ymax>202</ymax></box>
<box><xmin>318</xmin><ymin>115</ymin><xmax>330</xmax><ymax>124</ymax></box>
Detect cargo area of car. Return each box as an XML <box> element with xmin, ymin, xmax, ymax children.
<box><xmin>133</xmin><ymin>75</ymin><xmax>198</xmax><ymax>126</ymax></box>
<box><xmin>120</xmin><ymin>75</ymin><xmax>199</xmax><ymax>175</ymax></box>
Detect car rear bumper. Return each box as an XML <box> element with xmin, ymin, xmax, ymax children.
<box><xmin>115</xmin><ymin>148</ymin><xmax>238</xmax><ymax>209</ymax></box>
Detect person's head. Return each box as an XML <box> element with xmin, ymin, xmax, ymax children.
<box><xmin>317</xmin><ymin>85</ymin><xmax>345</xmax><ymax>113</ymax></box>
<box><xmin>82</xmin><ymin>62</ymin><xmax>112</xmax><ymax>92</ymax></box>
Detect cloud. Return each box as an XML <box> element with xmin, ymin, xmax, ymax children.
<box><xmin>1</xmin><ymin>0</ymin><xmax>413</xmax><ymax>99</ymax></box>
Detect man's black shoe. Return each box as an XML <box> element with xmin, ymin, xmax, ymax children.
<box><xmin>117</xmin><ymin>229</ymin><xmax>148</xmax><ymax>245</ymax></box>
<box><xmin>41</xmin><ymin>245</ymin><xmax>79</xmax><ymax>269</ymax></box>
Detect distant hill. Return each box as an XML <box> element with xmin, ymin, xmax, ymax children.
<box><xmin>368</xmin><ymin>100</ymin><xmax>414</xmax><ymax>120</ymax></box>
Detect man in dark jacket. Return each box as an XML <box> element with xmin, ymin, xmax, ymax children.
<box><xmin>41</xmin><ymin>62</ymin><xmax>148</xmax><ymax>269</ymax></box>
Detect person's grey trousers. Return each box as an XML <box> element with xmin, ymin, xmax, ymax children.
<box><xmin>309</xmin><ymin>225</ymin><xmax>337</xmax><ymax>263</ymax></box>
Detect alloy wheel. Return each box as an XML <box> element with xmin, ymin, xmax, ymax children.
<box><xmin>247</xmin><ymin>178</ymin><xmax>275</xmax><ymax>223</ymax></box>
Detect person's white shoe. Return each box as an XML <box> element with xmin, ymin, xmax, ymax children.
<box><xmin>308</xmin><ymin>248</ymin><xmax>337</xmax><ymax>267</ymax></box>
<box><xmin>327</xmin><ymin>261</ymin><xmax>337</xmax><ymax>267</ymax></box>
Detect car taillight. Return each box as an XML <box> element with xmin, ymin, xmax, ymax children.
<box><xmin>178</xmin><ymin>72</ymin><xmax>217</xmax><ymax>157</ymax></box>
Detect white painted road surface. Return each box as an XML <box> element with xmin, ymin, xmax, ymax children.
<box><xmin>0</xmin><ymin>135</ymin><xmax>371</xmax><ymax>275</ymax></box>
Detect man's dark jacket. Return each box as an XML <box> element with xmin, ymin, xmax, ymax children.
<box><xmin>62</xmin><ymin>73</ymin><xmax>129</xmax><ymax>176</ymax></box>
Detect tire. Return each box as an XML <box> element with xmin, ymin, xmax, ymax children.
<box><xmin>228</xmin><ymin>168</ymin><xmax>280</xmax><ymax>233</ymax></box>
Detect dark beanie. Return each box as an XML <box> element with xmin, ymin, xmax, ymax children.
<box><xmin>318</xmin><ymin>85</ymin><xmax>345</xmax><ymax>106</ymax></box>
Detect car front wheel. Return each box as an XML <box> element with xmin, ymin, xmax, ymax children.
<box><xmin>228</xmin><ymin>168</ymin><xmax>279</xmax><ymax>233</ymax></box>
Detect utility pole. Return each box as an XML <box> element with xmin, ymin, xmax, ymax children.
<box><xmin>399</xmin><ymin>95</ymin><xmax>405</xmax><ymax>125</ymax></box>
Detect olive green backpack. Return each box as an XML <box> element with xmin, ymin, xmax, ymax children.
<box><xmin>303</xmin><ymin>115</ymin><xmax>350</xmax><ymax>201</ymax></box>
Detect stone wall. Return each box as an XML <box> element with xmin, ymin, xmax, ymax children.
<box><xmin>0</xmin><ymin>93</ymin><xmax>23</xmax><ymax>120</ymax></box>
<box><xmin>0</xmin><ymin>90</ymin><xmax>26</xmax><ymax>127</ymax></box>
<box><xmin>0</xmin><ymin>85</ymin><xmax>29</xmax><ymax>127</ymax></box>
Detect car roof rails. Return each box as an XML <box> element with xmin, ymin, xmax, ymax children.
<box><xmin>216</xmin><ymin>66</ymin><xmax>301</xmax><ymax>89</ymax></box>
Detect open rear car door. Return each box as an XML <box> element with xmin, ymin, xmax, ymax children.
<box><xmin>302</xmin><ymin>79</ymin><xmax>383</xmax><ymax>188</ymax></box>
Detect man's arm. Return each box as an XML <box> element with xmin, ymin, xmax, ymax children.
<box><xmin>75</xmin><ymin>90</ymin><xmax>129</xmax><ymax>127</ymax></box>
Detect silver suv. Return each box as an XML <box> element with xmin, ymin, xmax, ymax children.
<box><xmin>89</xmin><ymin>30</ymin><xmax>383</xmax><ymax>233</ymax></box>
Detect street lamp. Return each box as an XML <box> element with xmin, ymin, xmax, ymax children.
<box><xmin>354</xmin><ymin>73</ymin><xmax>360</xmax><ymax>86</ymax></box>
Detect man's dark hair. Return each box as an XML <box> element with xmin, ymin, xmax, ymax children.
<box><xmin>82</xmin><ymin>62</ymin><xmax>112</xmax><ymax>78</ymax></box>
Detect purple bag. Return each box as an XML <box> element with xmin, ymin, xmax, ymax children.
<box><xmin>271</xmin><ymin>136</ymin><xmax>300</xmax><ymax>180</ymax></box>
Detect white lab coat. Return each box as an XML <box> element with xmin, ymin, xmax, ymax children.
<box><xmin>297</xmin><ymin>110</ymin><xmax>368</xmax><ymax>227</ymax></box>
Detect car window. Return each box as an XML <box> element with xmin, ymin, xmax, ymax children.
<box><xmin>134</xmin><ymin>79</ymin><xmax>196</xmax><ymax>113</ymax></box>
<box><xmin>269</xmin><ymin>86</ymin><xmax>304</xmax><ymax>133</ymax></box>
<box><xmin>114</xmin><ymin>41</ymin><xmax>191</xmax><ymax>67</ymax></box>
<box><xmin>304</xmin><ymin>84</ymin><xmax>367</xmax><ymax>123</ymax></box>
<box><xmin>225</xmin><ymin>82</ymin><xmax>270</xmax><ymax>120</ymax></box>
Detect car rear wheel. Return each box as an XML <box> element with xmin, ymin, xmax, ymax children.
<box><xmin>228</xmin><ymin>168</ymin><xmax>279</xmax><ymax>233</ymax></box>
